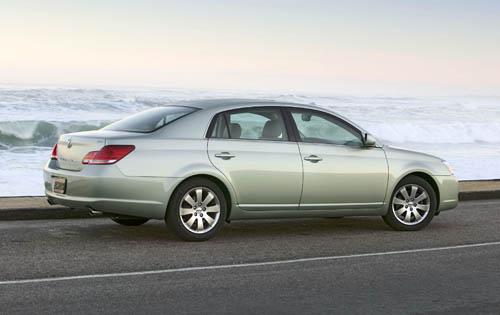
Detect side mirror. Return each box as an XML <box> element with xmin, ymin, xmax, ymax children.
<box><xmin>363</xmin><ymin>133</ymin><xmax>377</xmax><ymax>147</ymax></box>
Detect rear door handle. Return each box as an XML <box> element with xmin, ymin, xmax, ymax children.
<box><xmin>214</xmin><ymin>152</ymin><xmax>236</xmax><ymax>160</ymax></box>
<box><xmin>304</xmin><ymin>155</ymin><xmax>322</xmax><ymax>163</ymax></box>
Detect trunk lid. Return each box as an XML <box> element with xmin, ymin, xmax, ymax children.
<box><xmin>56</xmin><ymin>130</ymin><xmax>143</xmax><ymax>171</ymax></box>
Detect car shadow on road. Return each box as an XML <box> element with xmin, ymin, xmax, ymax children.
<box><xmin>77</xmin><ymin>216</ymin><xmax>402</xmax><ymax>243</ymax></box>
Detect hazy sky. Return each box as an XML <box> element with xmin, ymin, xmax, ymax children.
<box><xmin>1</xmin><ymin>0</ymin><xmax>499</xmax><ymax>95</ymax></box>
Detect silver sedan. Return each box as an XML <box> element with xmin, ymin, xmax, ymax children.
<box><xmin>44</xmin><ymin>99</ymin><xmax>458</xmax><ymax>241</ymax></box>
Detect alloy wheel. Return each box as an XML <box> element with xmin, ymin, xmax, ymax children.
<box><xmin>391</xmin><ymin>184</ymin><xmax>430</xmax><ymax>225</ymax></box>
<box><xmin>179</xmin><ymin>187</ymin><xmax>221</xmax><ymax>234</ymax></box>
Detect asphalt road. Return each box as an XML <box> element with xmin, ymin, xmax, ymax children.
<box><xmin>1</xmin><ymin>199</ymin><xmax>500</xmax><ymax>314</ymax></box>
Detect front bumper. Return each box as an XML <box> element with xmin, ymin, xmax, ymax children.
<box><xmin>433</xmin><ymin>175</ymin><xmax>459</xmax><ymax>211</ymax></box>
<box><xmin>44</xmin><ymin>160</ymin><xmax>180</xmax><ymax>219</ymax></box>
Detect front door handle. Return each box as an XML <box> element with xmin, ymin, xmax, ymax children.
<box><xmin>304</xmin><ymin>155</ymin><xmax>322</xmax><ymax>163</ymax></box>
<box><xmin>214</xmin><ymin>152</ymin><xmax>236</xmax><ymax>160</ymax></box>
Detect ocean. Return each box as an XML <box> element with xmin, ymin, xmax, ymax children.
<box><xmin>1</xmin><ymin>87</ymin><xmax>499</xmax><ymax>196</ymax></box>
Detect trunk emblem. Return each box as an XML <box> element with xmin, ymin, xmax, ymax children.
<box><xmin>67</xmin><ymin>138</ymin><xmax>73</xmax><ymax>149</ymax></box>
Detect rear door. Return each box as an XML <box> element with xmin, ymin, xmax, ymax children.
<box><xmin>207</xmin><ymin>107</ymin><xmax>303</xmax><ymax>210</ymax></box>
<box><xmin>287</xmin><ymin>108</ymin><xmax>388</xmax><ymax>210</ymax></box>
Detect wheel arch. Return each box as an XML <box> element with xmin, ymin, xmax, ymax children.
<box><xmin>397</xmin><ymin>171</ymin><xmax>441</xmax><ymax>210</ymax></box>
<box><xmin>168</xmin><ymin>174</ymin><xmax>234</xmax><ymax>222</ymax></box>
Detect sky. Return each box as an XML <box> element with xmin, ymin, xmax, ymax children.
<box><xmin>1</xmin><ymin>0</ymin><xmax>499</xmax><ymax>95</ymax></box>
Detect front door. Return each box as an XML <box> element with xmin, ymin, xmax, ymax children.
<box><xmin>288</xmin><ymin>108</ymin><xmax>388</xmax><ymax>210</ymax></box>
<box><xmin>207</xmin><ymin>107</ymin><xmax>303</xmax><ymax>210</ymax></box>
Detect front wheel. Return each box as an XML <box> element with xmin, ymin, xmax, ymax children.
<box><xmin>166</xmin><ymin>178</ymin><xmax>227</xmax><ymax>241</ymax></box>
<box><xmin>383</xmin><ymin>175</ymin><xmax>437</xmax><ymax>231</ymax></box>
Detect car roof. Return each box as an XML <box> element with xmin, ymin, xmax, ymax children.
<box><xmin>175</xmin><ymin>98</ymin><xmax>278</xmax><ymax>109</ymax></box>
<box><xmin>175</xmin><ymin>98</ymin><xmax>328</xmax><ymax>112</ymax></box>
<box><xmin>172</xmin><ymin>98</ymin><xmax>367</xmax><ymax>133</ymax></box>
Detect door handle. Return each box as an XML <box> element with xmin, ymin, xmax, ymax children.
<box><xmin>304</xmin><ymin>155</ymin><xmax>322</xmax><ymax>163</ymax></box>
<box><xmin>214</xmin><ymin>152</ymin><xmax>236</xmax><ymax>160</ymax></box>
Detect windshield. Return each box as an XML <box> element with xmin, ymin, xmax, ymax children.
<box><xmin>103</xmin><ymin>106</ymin><xmax>197</xmax><ymax>133</ymax></box>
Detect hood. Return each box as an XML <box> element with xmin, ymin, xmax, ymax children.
<box><xmin>383</xmin><ymin>145</ymin><xmax>444</xmax><ymax>162</ymax></box>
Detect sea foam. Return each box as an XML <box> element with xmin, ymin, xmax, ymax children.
<box><xmin>0</xmin><ymin>87</ymin><xmax>499</xmax><ymax>196</ymax></box>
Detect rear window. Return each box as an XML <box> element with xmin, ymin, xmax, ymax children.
<box><xmin>103</xmin><ymin>106</ymin><xmax>197</xmax><ymax>133</ymax></box>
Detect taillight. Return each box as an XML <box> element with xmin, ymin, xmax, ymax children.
<box><xmin>82</xmin><ymin>145</ymin><xmax>135</xmax><ymax>165</ymax></box>
<box><xmin>51</xmin><ymin>144</ymin><xmax>58</xmax><ymax>160</ymax></box>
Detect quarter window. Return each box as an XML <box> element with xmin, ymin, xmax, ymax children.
<box><xmin>290</xmin><ymin>110</ymin><xmax>362</xmax><ymax>146</ymax></box>
<box><xmin>210</xmin><ymin>114</ymin><xmax>229</xmax><ymax>138</ymax></box>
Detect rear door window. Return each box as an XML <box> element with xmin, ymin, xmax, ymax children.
<box><xmin>227</xmin><ymin>108</ymin><xmax>288</xmax><ymax>141</ymax></box>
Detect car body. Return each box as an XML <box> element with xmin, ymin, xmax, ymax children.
<box><xmin>44</xmin><ymin>99</ymin><xmax>458</xmax><ymax>240</ymax></box>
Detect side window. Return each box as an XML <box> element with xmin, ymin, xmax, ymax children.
<box><xmin>290</xmin><ymin>110</ymin><xmax>362</xmax><ymax>146</ymax></box>
<box><xmin>210</xmin><ymin>114</ymin><xmax>229</xmax><ymax>138</ymax></box>
<box><xmin>227</xmin><ymin>108</ymin><xmax>288</xmax><ymax>141</ymax></box>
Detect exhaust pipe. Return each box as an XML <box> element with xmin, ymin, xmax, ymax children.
<box><xmin>88</xmin><ymin>207</ymin><xmax>103</xmax><ymax>216</ymax></box>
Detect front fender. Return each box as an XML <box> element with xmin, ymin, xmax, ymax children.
<box><xmin>382</xmin><ymin>145</ymin><xmax>453</xmax><ymax>214</ymax></box>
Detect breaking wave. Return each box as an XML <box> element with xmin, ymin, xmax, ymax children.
<box><xmin>1</xmin><ymin>88</ymin><xmax>500</xmax><ymax>196</ymax></box>
<box><xmin>0</xmin><ymin>120</ymin><xmax>109</xmax><ymax>148</ymax></box>
<box><xmin>1</xmin><ymin>88</ymin><xmax>499</xmax><ymax>147</ymax></box>
<box><xmin>362</xmin><ymin>121</ymin><xmax>500</xmax><ymax>144</ymax></box>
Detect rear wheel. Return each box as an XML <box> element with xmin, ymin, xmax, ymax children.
<box><xmin>111</xmin><ymin>216</ymin><xmax>149</xmax><ymax>226</ymax></box>
<box><xmin>166</xmin><ymin>178</ymin><xmax>226</xmax><ymax>241</ymax></box>
<box><xmin>383</xmin><ymin>175</ymin><xmax>437</xmax><ymax>231</ymax></box>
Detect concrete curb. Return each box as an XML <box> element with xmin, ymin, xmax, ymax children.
<box><xmin>1</xmin><ymin>180</ymin><xmax>499</xmax><ymax>221</ymax></box>
<box><xmin>0</xmin><ymin>207</ymin><xmax>93</xmax><ymax>221</ymax></box>
<box><xmin>459</xmin><ymin>190</ymin><xmax>500</xmax><ymax>201</ymax></box>
<box><xmin>0</xmin><ymin>196</ymin><xmax>96</xmax><ymax>221</ymax></box>
<box><xmin>458</xmin><ymin>179</ymin><xmax>500</xmax><ymax>201</ymax></box>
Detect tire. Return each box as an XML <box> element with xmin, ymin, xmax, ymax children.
<box><xmin>166</xmin><ymin>178</ymin><xmax>227</xmax><ymax>241</ymax></box>
<box><xmin>111</xmin><ymin>216</ymin><xmax>149</xmax><ymax>226</ymax></box>
<box><xmin>382</xmin><ymin>175</ymin><xmax>437</xmax><ymax>231</ymax></box>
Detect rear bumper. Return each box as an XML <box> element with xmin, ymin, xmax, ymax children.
<box><xmin>433</xmin><ymin>175</ymin><xmax>459</xmax><ymax>211</ymax></box>
<box><xmin>44</xmin><ymin>160</ymin><xmax>180</xmax><ymax>219</ymax></box>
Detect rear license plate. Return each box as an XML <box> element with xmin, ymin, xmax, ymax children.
<box><xmin>53</xmin><ymin>177</ymin><xmax>67</xmax><ymax>194</ymax></box>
